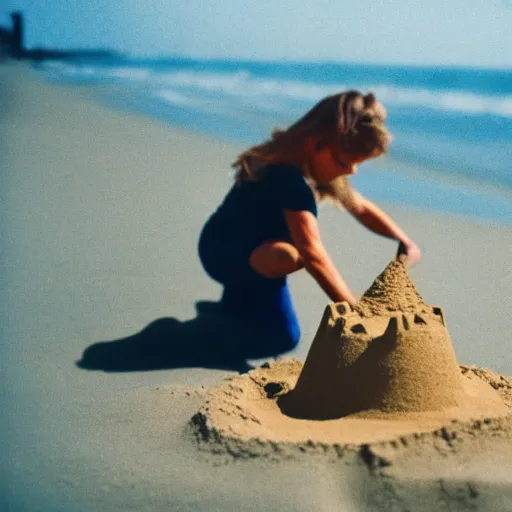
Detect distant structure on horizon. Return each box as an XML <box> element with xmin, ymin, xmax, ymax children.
<box><xmin>0</xmin><ymin>11</ymin><xmax>24</xmax><ymax>59</ymax></box>
<box><xmin>0</xmin><ymin>11</ymin><xmax>121</xmax><ymax>62</ymax></box>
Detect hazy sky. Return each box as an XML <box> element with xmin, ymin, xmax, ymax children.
<box><xmin>2</xmin><ymin>0</ymin><xmax>511</xmax><ymax>68</ymax></box>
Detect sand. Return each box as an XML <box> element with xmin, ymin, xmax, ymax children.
<box><xmin>2</xmin><ymin>62</ymin><xmax>512</xmax><ymax>511</ymax></box>
<box><xmin>355</xmin><ymin>258</ymin><xmax>432</xmax><ymax>317</ymax></box>
<box><xmin>192</xmin><ymin>359</ymin><xmax>512</xmax><ymax>450</ymax></box>
<box><xmin>192</xmin><ymin>260</ymin><xmax>511</xmax><ymax>449</ymax></box>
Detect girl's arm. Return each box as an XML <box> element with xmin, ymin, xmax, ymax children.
<box><xmin>348</xmin><ymin>191</ymin><xmax>421</xmax><ymax>267</ymax></box>
<box><xmin>284</xmin><ymin>209</ymin><xmax>358</xmax><ymax>305</ymax></box>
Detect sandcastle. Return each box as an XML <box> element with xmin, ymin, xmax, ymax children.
<box><xmin>192</xmin><ymin>258</ymin><xmax>512</xmax><ymax>451</ymax></box>
<box><xmin>278</xmin><ymin>259</ymin><xmax>466</xmax><ymax>420</ymax></box>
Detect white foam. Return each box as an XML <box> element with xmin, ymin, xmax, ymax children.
<box><xmin>368</xmin><ymin>85</ymin><xmax>512</xmax><ymax>118</ymax></box>
<box><xmin>108</xmin><ymin>67</ymin><xmax>151</xmax><ymax>81</ymax></box>
<box><xmin>153</xmin><ymin>69</ymin><xmax>512</xmax><ymax>119</ymax></box>
<box><xmin>155</xmin><ymin>89</ymin><xmax>195</xmax><ymax>106</ymax></box>
<box><xmin>42</xmin><ymin>62</ymin><xmax>512</xmax><ymax>119</ymax></box>
<box><xmin>42</xmin><ymin>62</ymin><xmax>151</xmax><ymax>82</ymax></box>
<box><xmin>153</xmin><ymin>69</ymin><xmax>335</xmax><ymax>100</ymax></box>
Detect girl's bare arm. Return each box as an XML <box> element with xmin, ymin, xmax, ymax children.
<box><xmin>348</xmin><ymin>192</ymin><xmax>421</xmax><ymax>267</ymax></box>
<box><xmin>284</xmin><ymin>209</ymin><xmax>357</xmax><ymax>305</ymax></box>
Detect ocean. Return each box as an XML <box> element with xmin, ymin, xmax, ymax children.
<box><xmin>39</xmin><ymin>57</ymin><xmax>512</xmax><ymax>224</ymax></box>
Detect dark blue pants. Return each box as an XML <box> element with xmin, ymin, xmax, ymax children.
<box><xmin>198</xmin><ymin>217</ymin><xmax>300</xmax><ymax>354</ymax></box>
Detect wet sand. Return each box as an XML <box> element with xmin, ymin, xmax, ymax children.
<box><xmin>2</xmin><ymin>62</ymin><xmax>512</xmax><ymax>511</ymax></box>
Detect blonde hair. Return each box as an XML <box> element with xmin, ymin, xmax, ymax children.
<box><xmin>232</xmin><ymin>90</ymin><xmax>391</xmax><ymax>210</ymax></box>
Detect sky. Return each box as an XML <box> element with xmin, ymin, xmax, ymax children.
<box><xmin>1</xmin><ymin>0</ymin><xmax>511</xmax><ymax>68</ymax></box>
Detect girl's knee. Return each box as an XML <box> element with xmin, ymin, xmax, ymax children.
<box><xmin>249</xmin><ymin>241</ymin><xmax>303</xmax><ymax>278</ymax></box>
<box><xmin>270</xmin><ymin>241</ymin><xmax>302</xmax><ymax>269</ymax></box>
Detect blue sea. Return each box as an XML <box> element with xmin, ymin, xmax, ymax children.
<box><xmin>39</xmin><ymin>57</ymin><xmax>512</xmax><ymax>224</ymax></box>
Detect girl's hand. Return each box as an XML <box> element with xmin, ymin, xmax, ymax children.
<box><xmin>396</xmin><ymin>241</ymin><xmax>421</xmax><ymax>267</ymax></box>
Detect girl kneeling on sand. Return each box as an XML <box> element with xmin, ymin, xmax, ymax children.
<box><xmin>198</xmin><ymin>91</ymin><xmax>421</xmax><ymax>355</ymax></box>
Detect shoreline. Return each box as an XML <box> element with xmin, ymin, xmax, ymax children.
<box><xmin>33</xmin><ymin>60</ymin><xmax>512</xmax><ymax>225</ymax></box>
<box><xmin>2</xmin><ymin>61</ymin><xmax>512</xmax><ymax>511</ymax></box>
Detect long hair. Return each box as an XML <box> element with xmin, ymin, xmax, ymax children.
<box><xmin>231</xmin><ymin>91</ymin><xmax>391</xmax><ymax>210</ymax></box>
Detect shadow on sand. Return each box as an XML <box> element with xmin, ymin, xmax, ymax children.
<box><xmin>76</xmin><ymin>301</ymin><xmax>289</xmax><ymax>374</ymax></box>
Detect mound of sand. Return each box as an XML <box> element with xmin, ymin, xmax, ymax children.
<box><xmin>280</xmin><ymin>260</ymin><xmax>465</xmax><ymax>419</ymax></box>
<box><xmin>355</xmin><ymin>259</ymin><xmax>432</xmax><ymax>317</ymax></box>
<box><xmin>191</xmin><ymin>260</ymin><xmax>512</xmax><ymax>452</ymax></box>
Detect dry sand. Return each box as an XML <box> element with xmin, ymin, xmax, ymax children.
<box><xmin>192</xmin><ymin>358</ymin><xmax>512</xmax><ymax>446</ymax></box>
<box><xmin>192</xmin><ymin>260</ymin><xmax>512</xmax><ymax>450</ymax></box>
<box><xmin>2</xmin><ymin>62</ymin><xmax>512</xmax><ymax>511</ymax></box>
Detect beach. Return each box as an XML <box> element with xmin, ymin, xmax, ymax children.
<box><xmin>2</xmin><ymin>62</ymin><xmax>512</xmax><ymax>511</ymax></box>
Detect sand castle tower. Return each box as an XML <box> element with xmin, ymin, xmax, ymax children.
<box><xmin>279</xmin><ymin>259</ymin><xmax>467</xmax><ymax>420</ymax></box>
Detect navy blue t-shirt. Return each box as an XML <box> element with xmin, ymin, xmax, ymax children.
<box><xmin>198</xmin><ymin>164</ymin><xmax>317</xmax><ymax>284</ymax></box>
<box><xmin>211</xmin><ymin>164</ymin><xmax>317</xmax><ymax>248</ymax></box>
